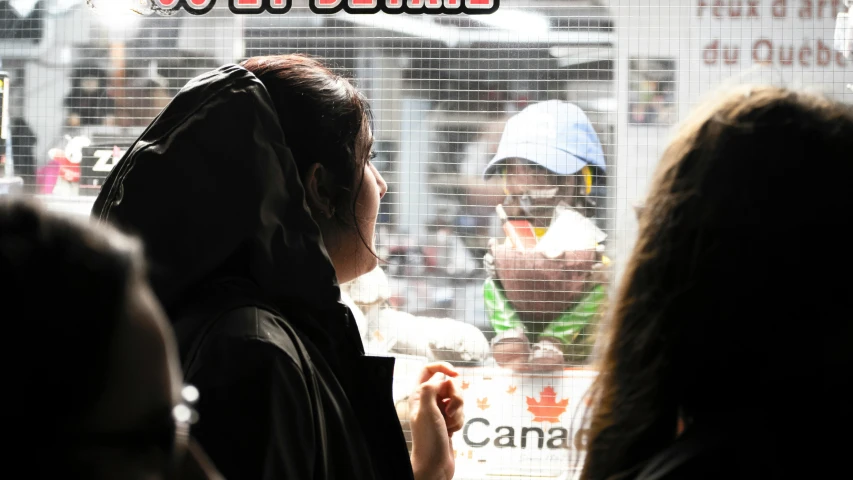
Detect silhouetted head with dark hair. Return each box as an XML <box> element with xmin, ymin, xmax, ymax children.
<box><xmin>0</xmin><ymin>200</ymin><xmax>220</xmax><ymax>479</ymax></box>
<box><xmin>580</xmin><ymin>87</ymin><xmax>853</xmax><ymax>480</ymax></box>
<box><xmin>241</xmin><ymin>54</ymin><xmax>387</xmax><ymax>283</ymax></box>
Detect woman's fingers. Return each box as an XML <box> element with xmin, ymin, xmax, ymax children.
<box><xmin>409</xmin><ymin>367</ymin><xmax>463</xmax><ymax>480</ymax></box>
<box><xmin>418</xmin><ymin>361</ymin><xmax>459</xmax><ymax>383</ymax></box>
<box><xmin>440</xmin><ymin>379</ymin><xmax>465</xmax><ymax>434</ymax></box>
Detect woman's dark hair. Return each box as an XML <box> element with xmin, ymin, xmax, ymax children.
<box><xmin>0</xmin><ymin>199</ymin><xmax>144</xmax><ymax>446</ymax></box>
<box><xmin>241</xmin><ymin>54</ymin><xmax>375</xmax><ymax>251</ymax></box>
<box><xmin>579</xmin><ymin>86</ymin><xmax>853</xmax><ymax>480</ymax></box>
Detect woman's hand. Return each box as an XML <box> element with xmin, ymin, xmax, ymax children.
<box><xmin>409</xmin><ymin>362</ymin><xmax>464</xmax><ymax>480</ymax></box>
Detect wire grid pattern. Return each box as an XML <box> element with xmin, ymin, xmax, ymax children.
<box><xmin>1</xmin><ymin>1</ymin><xmax>851</xmax><ymax>478</ymax></box>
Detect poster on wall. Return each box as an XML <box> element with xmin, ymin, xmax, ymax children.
<box><xmin>628</xmin><ymin>58</ymin><xmax>677</xmax><ymax>126</ymax></box>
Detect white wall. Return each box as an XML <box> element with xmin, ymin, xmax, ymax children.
<box><xmin>397</xmin><ymin>98</ymin><xmax>434</xmax><ymax>238</ymax></box>
<box><xmin>607</xmin><ymin>1</ymin><xmax>693</xmax><ymax>280</ymax></box>
<box><xmin>606</xmin><ymin>0</ymin><xmax>853</xmax><ymax>281</ymax></box>
<box><xmin>177</xmin><ymin>5</ymin><xmax>244</xmax><ymax>65</ymax></box>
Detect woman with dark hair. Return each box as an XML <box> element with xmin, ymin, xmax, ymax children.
<box><xmin>1</xmin><ymin>199</ymin><xmax>221</xmax><ymax>479</ymax></box>
<box><xmin>92</xmin><ymin>54</ymin><xmax>462</xmax><ymax>480</ymax></box>
<box><xmin>578</xmin><ymin>86</ymin><xmax>853</xmax><ymax>480</ymax></box>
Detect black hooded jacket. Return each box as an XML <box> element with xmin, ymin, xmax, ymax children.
<box><xmin>92</xmin><ymin>64</ymin><xmax>414</xmax><ymax>480</ymax></box>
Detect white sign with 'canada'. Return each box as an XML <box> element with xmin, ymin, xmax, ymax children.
<box><xmin>452</xmin><ymin>367</ymin><xmax>596</xmax><ymax>480</ymax></box>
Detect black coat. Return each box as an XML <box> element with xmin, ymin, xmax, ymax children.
<box><xmin>92</xmin><ymin>64</ymin><xmax>414</xmax><ymax>480</ymax></box>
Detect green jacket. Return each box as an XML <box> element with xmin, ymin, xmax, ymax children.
<box><xmin>485</xmin><ymin>278</ymin><xmax>605</xmax><ymax>366</ymax></box>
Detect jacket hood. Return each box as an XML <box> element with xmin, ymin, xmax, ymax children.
<box><xmin>92</xmin><ymin>64</ymin><xmax>350</xmax><ymax>334</ymax></box>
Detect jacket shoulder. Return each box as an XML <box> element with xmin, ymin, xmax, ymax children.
<box><xmin>192</xmin><ymin>305</ymin><xmax>307</xmax><ymax>376</ymax></box>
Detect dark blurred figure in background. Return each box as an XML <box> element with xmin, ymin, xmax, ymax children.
<box><xmin>580</xmin><ymin>86</ymin><xmax>853</xmax><ymax>480</ymax></box>
<box><xmin>64</xmin><ymin>62</ymin><xmax>115</xmax><ymax>127</ymax></box>
<box><xmin>10</xmin><ymin>117</ymin><xmax>36</xmax><ymax>190</ymax></box>
<box><xmin>0</xmin><ymin>199</ymin><xmax>221</xmax><ymax>480</ymax></box>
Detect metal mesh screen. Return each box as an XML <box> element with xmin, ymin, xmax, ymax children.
<box><xmin>1</xmin><ymin>1</ymin><xmax>850</xmax><ymax>478</ymax></box>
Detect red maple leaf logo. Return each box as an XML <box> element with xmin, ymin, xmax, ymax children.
<box><xmin>506</xmin><ymin>385</ymin><xmax>517</xmax><ymax>394</ymax></box>
<box><xmin>461</xmin><ymin>380</ymin><xmax>470</xmax><ymax>390</ymax></box>
<box><xmin>477</xmin><ymin>397</ymin><xmax>490</xmax><ymax>410</ymax></box>
<box><xmin>526</xmin><ymin>386</ymin><xmax>569</xmax><ymax>422</ymax></box>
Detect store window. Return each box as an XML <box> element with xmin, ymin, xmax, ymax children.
<box><xmin>2</xmin><ymin>1</ymin><xmax>851</xmax><ymax>478</ymax></box>
<box><xmin>628</xmin><ymin>57</ymin><xmax>675</xmax><ymax>125</ymax></box>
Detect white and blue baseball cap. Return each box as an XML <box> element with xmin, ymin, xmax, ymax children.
<box><xmin>483</xmin><ymin>100</ymin><xmax>605</xmax><ymax>179</ymax></box>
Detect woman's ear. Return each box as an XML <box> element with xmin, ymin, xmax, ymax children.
<box><xmin>304</xmin><ymin>163</ymin><xmax>336</xmax><ymax>219</ymax></box>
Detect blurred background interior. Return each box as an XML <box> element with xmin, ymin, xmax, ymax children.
<box><xmin>1</xmin><ymin>0</ymin><xmax>850</xmax><ymax>353</ymax></box>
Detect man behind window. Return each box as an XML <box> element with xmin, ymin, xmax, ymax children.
<box><xmin>482</xmin><ymin>100</ymin><xmax>609</xmax><ymax>372</ymax></box>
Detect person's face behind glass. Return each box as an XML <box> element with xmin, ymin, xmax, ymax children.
<box><xmin>310</xmin><ymin>126</ymin><xmax>388</xmax><ymax>285</ymax></box>
<box><xmin>501</xmin><ymin>160</ymin><xmax>582</xmax><ymax>229</ymax></box>
<box><xmin>74</xmin><ymin>280</ymin><xmax>220</xmax><ymax>480</ymax></box>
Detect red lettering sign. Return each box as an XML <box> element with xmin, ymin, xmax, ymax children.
<box><xmin>798</xmin><ymin>0</ymin><xmax>841</xmax><ymax>18</ymax></box>
<box><xmin>800</xmin><ymin>44</ymin><xmax>813</xmax><ymax>66</ymax></box>
<box><xmin>800</xmin><ymin>0</ymin><xmax>813</xmax><ymax>18</ymax></box>
<box><xmin>772</xmin><ymin>0</ymin><xmax>787</xmax><ymax>18</ymax></box>
<box><xmin>748</xmin><ymin>0</ymin><xmax>759</xmax><ymax>17</ymax></box>
<box><xmin>698</xmin><ymin>0</ymin><xmax>760</xmax><ymax>18</ymax></box>
<box><xmin>704</xmin><ymin>41</ymin><xmax>742</xmax><ymax>65</ymax></box>
<box><xmin>753</xmin><ymin>38</ymin><xmax>773</xmax><ymax>64</ymax></box>
<box><xmin>817</xmin><ymin>39</ymin><xmax>833</xmax><ymax>66</ymax></box>
<box><xmin>779</xmin><ymin>46</ymin><xmax>794</xmax><ymax>65</ymax></box>
<box><xmin>704</xmin><ymin>39</ymin><xmax>720</xmax><ymax>64</ymax></box>
<box><xmin>723</xmin><ymin>46</ymin><xmax>740</xmax><ymax>64</ymax></box>
<box><xmin>729</xmin><ymin>0</ymin><xmax>742</xmax><ymax>17</ymax></box>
